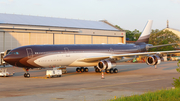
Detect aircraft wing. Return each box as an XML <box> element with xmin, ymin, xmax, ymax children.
<box><xmin>79</xmin><ymin>50</ymin><xmax>180</xmax><ymax>62</ymax></box>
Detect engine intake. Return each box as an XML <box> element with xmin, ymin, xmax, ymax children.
<box><xmin>146</xmin><ymin>55</ymin><xmax>161</xmax><ymax>65</ymax></box>
<box><xmin>97</xmin><ymin>60</ymin><xmax>116</xmax><ymax>70</ymax></box>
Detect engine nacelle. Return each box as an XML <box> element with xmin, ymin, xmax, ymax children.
<box><xmin>146</xmin><ymin>55</ymin><xmax>161</xmax><ymax>65</ymax></box>
<box><xmin>97</xmin><ymin>60</ymin><xmax>116</xmax><ymax>70</ymax></box>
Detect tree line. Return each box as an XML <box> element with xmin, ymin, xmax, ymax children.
<box><xmin>115</xmin><ymin>25</ymin><xmax>180</xmax><ymax>51</ymax></box>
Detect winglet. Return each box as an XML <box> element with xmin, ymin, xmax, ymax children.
<box><xmin>135</xmin><ymin>20</ymin><xmax>153</xmax><ymax>44</ymax></box>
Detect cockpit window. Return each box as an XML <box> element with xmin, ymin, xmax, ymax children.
<box><xmin>9</xmin><ymin>52</ymin><xmax>19</xmax><ymax>55</ymax></box>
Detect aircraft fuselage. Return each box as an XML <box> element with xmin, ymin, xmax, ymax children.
<box><xmin>4</xmin><ymin>44</ymin><xmax>147</xmax><ymax>68</ymax></box>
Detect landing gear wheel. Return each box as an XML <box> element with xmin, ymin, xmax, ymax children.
<box><xmin>24</xmin><ymin>73</ymin><xmax>27</xmax><ymax>77</ymax></box>
<box><xmin>113</xmin><ymin>68</ymin><xmax>118</xmax><ymax>73</ymax></box>
<box><xmin>26</xmin><ymin>73</ymin><xmax>30</xmax><ymax>78</ymax></box>
<box><xmin>24</xmin><ymin>73</ymin><xmax>30</xmax><ymax>78</ymax></box>
<box><xmin>110</xmin><ymin>69</ymin><xmax>114</xmax><ymax>74</ymax></box>
<box><xmin>76</xmin><ymin>68</ymin><xmax>80</xmax><ymax>72</ymax></box>
<box><xmin>23</xmin><ymin>68</ymin><xmax>30</xmax><ymax>78</ymax></box>
<box><xmin>85</xmin><ymin>67</ymin><xmax>89</xmax><ymax>72</ymax></box>
<box><xmin>80</xmin><ymin>67</ymin><xmax>84</xmax><ymax>72</ymax></box>
<box><xmin>105</xmin><ymin>69</ymin><xmax>110</xmax><ymax>73</ymax></box>
<box><xmin>95</xmin><ymin>68</ymin><xmax>100</xmax><ymax>73</ymax></box>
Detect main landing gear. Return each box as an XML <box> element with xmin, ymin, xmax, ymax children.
<box><xmin>105</xmin><ymin>68</ymin><xmax>118</xmax><ymax>74</ymax></box>
<box><xmin>94</xmin><ymin>66</ymin><xmax>118</xmax><ymax>74</ymax></box>
<box><xmin>23</xmin><ymin>68</ymin><xmax>30</xmax><ymax>78</ymax></box>
<box><xmin>76</xmin><ymin>67</ymin><xmax>89</xmax><ymax>73</ymax></box>
<box><xmin>94</xmin><ymin>66</ymin><xmax>102</xmax><ymax>73</ymax></box>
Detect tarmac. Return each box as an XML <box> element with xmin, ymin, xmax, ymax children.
<box><xmin>0</xmin><ymin>61</ymin><xmax>179</xmax><ymax>101</ymax></box>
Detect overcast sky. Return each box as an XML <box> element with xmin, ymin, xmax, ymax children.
<box><xmin>0</xmin><ymin>0</ymin><xmax>179</xmax><ymax>31</ymax></box>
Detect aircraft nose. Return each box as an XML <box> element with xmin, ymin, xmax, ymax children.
<box><xmin>3</xmin><ymin>55</ymin><xmax>11</xmax><ymax>63</ymax></box>
<box><xmin>3</xmin><ymin>55</ymin><xmax>18</xmax><ymax>66</ymax></box>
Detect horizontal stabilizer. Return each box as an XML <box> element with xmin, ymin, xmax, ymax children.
<box><xmin>147</xmin><ymin>43</ymin><xmax>177</xmax><ymax>49</ymax></box>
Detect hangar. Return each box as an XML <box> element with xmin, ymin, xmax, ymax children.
<box><xmin>0</xmin><ymin>13</ymin><xmax>125</xmax><ymax>52</ymax></box>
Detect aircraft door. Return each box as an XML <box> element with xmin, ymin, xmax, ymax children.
<box><xmin>26</xmin><ymin>48</ymin><xmax>33</xmax><ymax>58</ymax></box>
<box><xmin>64</xmin><ymin>47</ymin><xmax>70</xmax><ymax>57</ymax></box>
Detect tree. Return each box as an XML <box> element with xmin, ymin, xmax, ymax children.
<box><xmin>149</xmin><ymin>30</ymin><xmax>180</xmax><ymax>51</ymax></box>
<box><xmin>151</xmin><ymin>29</ymin><xmax>160</xmax><ymax>34</ymax></box>
<box><xmin>126</xmin><ymin>30</ymin><xmax>133</xmax><ymax>41</ymax></box>
<box><xmin>115</xmin><ymin>25</ymin><xmax>123</xmax><ymax>30</ymax></box>
<box><xmin>115</xmin><ymin>25</ymin><xmax>141</xmax><ymax>41</ymax></box>
<box><xmin>132</xmin><ymin>29</ymin><xmax>141</xmax><ymax>35</ymax></box>
<box><xmin>125</xmin><ymin>29</ymin><xmax>141</xmax><ymax>41</ymax></box>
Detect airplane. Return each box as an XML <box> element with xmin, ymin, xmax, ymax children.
<box><xmin>3</xmin><ymin>20</ymin><xmax>180</xmax><ymax>78</ymax></box>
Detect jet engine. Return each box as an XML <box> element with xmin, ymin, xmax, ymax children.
<box><xmin>146</xmin><ymin>55</ymin><xmax>161</xmax><ymax>65</ymax></box>
<box><xmin>97</xmin><ymin>60</ymin><xmax>116</xmax><ymax>70</ymax></box>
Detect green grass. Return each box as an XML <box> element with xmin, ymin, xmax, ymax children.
<box><xmin>111</xmin><ymin>88</ymin><xmax>180</xmax><ymax>101</ymax></box>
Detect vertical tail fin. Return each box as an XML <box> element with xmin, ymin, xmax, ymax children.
<box><xmin>135</xmin><ymin>20</ymin><xmax>153</xmax><ymax>44</ymax></box>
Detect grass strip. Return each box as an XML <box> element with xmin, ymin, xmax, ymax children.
<box><xmin>111</xmin><ymin>88</ymin><xmax>180</xmax><ymax>101</ymax></box>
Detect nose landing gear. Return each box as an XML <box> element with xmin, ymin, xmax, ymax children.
<box><xmin>23</xmin><ymin>68</ymin><xmax>30</xmax><ymax>78</ymax></box>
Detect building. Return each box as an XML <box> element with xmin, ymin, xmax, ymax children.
<box><xmin>0</xmin><ymin>13</ymin><xmax>125</xmax><ymax>52</ymax></box>
<box><xmin>164</xmin><ymin>20</ymin><xmax>180</xmax><ymax>58</ymax></box>
<box><xmin>164</xmin><ymin>28</ymin><xmax>180</xmax><ymax>37</ymax></box>
<box><xmin>164</xmin><ymin>20</ymin><xmax>180</xmax><ymax>37</ymax></box>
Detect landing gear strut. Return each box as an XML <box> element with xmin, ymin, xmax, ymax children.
<box><xmin>23</xmin><ymin>68</ymin><xmax>30</xmax><ymax>78</ymax></box>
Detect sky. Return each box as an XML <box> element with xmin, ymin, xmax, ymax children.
<box><xmin>0</xmin><ymin>0</ymin><xmax>180</xmax><ymax>31</ymax></box>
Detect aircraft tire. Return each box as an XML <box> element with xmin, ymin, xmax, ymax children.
<box><xmin>110</xmin><ymin>69</ymin><xmax>114</xmax><ymax>74</ymax></box>
<box><xmin>76</xmin><ymin>68</ymin><xmax>81</xmax><ymax>72</ymax></box>
<box><xmin>24</xmin><ymin>73</ymin><xmax>27</xmax><ymax>77</ymax></box>
<box><xmin>26</xmin><ymin>73</ymin><xmax>30</xmax><ymax>78</ymax></box>
<box><xmin>113</xmin><ymin>68</ymin><xmax>118</xmax><ymax>73</ymax></box>
<box><xmin>95</xmin><ymin>68</ymin><xmax>99</xmax><ymax>73</ymax></box>
<box><xmin>105</xmin><ymin>69</ymin><xmax>110</xmax><ymax>73</ymax></box>
<box><xmin>85</xmin><ymin>68</ymin><xmax>88</xmax><ymax>72</ymax></box>
<box><xmin>80</xmin><ymin>67</ymin><xmax>84</xmax><ymax>72</ymax></box>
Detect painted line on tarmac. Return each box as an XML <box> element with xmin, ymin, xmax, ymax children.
<box><xmin>82</xmin><ymin>78</ymin><xmax>165</xmax><ymax>89</ymax></box>
<box><xmin>30</xmin><ymin>77</ymin><xmax>48</xmax><ymax>79</ymax></box>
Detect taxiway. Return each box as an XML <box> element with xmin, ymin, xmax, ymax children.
<box><xmin>0</xmin><ymin>61</ymin><xmax>179</xmax><ymax>101</ymax></box>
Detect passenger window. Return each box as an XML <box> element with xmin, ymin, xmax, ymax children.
<box><xmin>16</xmin><ymin>52</ymin><xmax>19</xmax><ymax>55</ymax></box>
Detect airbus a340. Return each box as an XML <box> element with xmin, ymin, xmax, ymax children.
<box><xmin>3</xmin><ymin>20</ymin><xmax>180</xmax><ymax>78</ymax></box>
